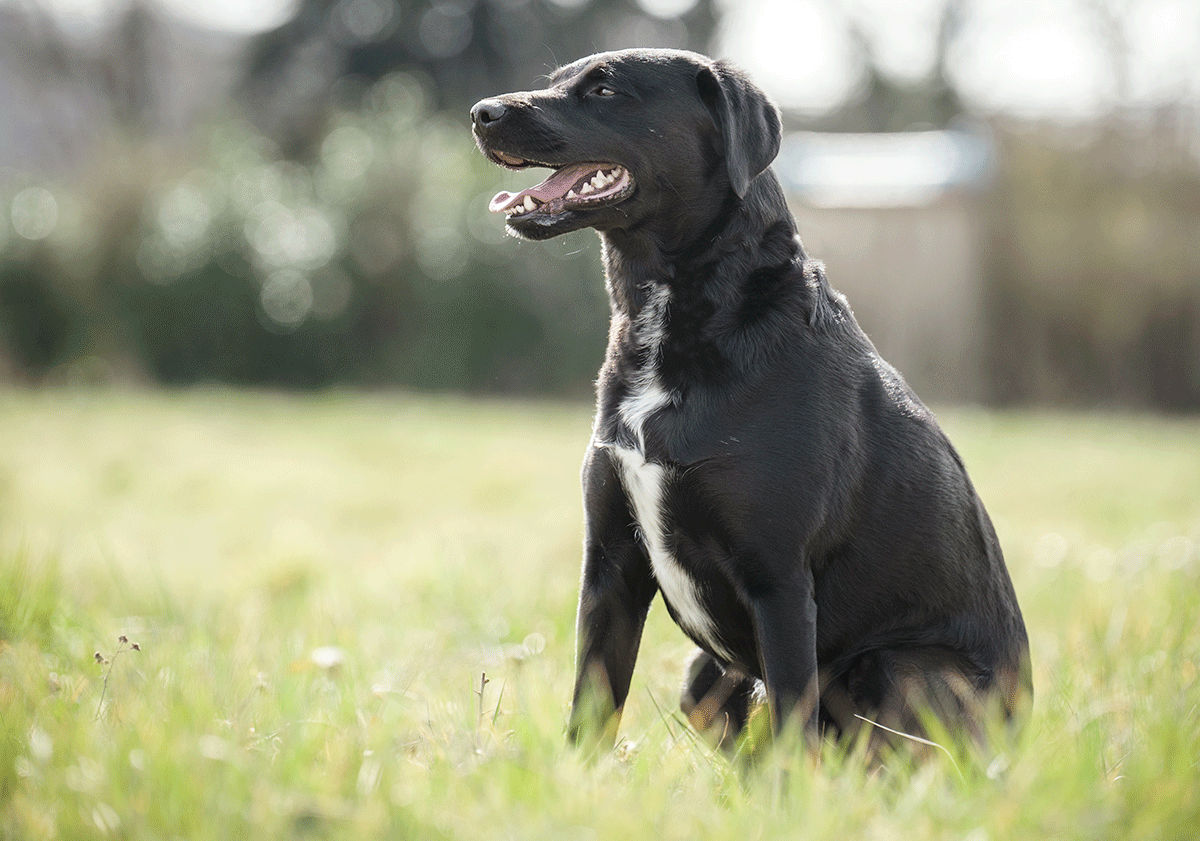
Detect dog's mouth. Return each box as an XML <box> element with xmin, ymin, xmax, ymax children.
<box><xmin>487</xmin><ymin>157</ymin><xmax>635</xmax><ymax>219</ymax></box>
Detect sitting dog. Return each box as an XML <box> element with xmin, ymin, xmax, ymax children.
<box><xmin>471</xmin><ymin>49</ymin><xmax>1031</xmax><ymax>750</ymax></box>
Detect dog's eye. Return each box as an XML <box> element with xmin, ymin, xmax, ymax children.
<box><xmin>592</xmin><ymin>85</ymin><xmax>617</xmax><ymax>98</ymax></box>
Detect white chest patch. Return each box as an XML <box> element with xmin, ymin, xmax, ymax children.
<box><xmin>605</xmin><ymin>282</ymin><xmax>732</xmax><ymax>662</ymax></box>
<box><xmin>610</xmin><ymin>445</ymin><xmax>731</xmax><ymax>661</ymax></box>
<box><xmin>617</xmin><ymin>282</ymin><xmax>673</xmax><ymax>451</ymax></box>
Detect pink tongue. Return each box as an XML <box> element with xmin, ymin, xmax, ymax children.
<box><xmin>489</xmin><ymin>162</ymin><xmax>602</xmax><ymax>212</ymax></box>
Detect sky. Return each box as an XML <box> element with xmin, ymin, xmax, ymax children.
<box><xmin>11</xmin><ymin>0</ymin><xmax>297</xmax><ymax>35</ymax></box>
<box><xmin>7</xmin><ymin>0</ymin><xmax>1200</xmax><ymax>119</ymax></box>
<box><xmin>717</xmin><ymin>0</ymin><xmax>1200</xmax><ymax>118</ymax></box>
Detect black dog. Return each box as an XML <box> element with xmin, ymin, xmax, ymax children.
<box><xmin>471</xmin><ymin>49</ymin><xmax>1030</xmax><ymax>750</ymax></box>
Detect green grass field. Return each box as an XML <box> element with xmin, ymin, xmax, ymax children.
<box><xmin>2</xmin><ymin>389</ymin><xmax>1198</xmax><ymax>840</ymax></box>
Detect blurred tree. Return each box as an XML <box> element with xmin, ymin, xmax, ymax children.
<box><xmin>241</xmin><ymin>0</ymin><xmax>719</xmax><ymax>155</ymax></box>
<box><xmin>801</xmin><ymin>0</ymin><xmax>966</xmax><ymax>132</ymax></box>
<box><xmin>104</xmin><ymin>1</ymin><xmax>157</xmax><ymax>130</ymax></box>
<box><xmin>2</xmin><ymin>0</ymin><xmax>1197</xmax><ymax>409</ymax></box>
<box><xmin>0</xmin><ymin>257</ymin><xmax>79</xmax><ymax>377</ymax></box>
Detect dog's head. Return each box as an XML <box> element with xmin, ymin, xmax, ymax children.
<box><xmin>470</xmin><ymin>49</ymin><xmax>782</xmax><ymax>241</ymax></box>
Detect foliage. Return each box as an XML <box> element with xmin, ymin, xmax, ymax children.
<box><xmin>3</xmin><ymin>0</ymin><xmax>1200</xmax><ymax>408</ymax></box>
<box><xmin>244</xmin><ymin>0</ymin><xmax>719</xmax><ymax>149</ymax></box>
<box><xmin>0</xmin><ymin>77</ymin><xmax>610</xmax><ymax>392</ymax></box>
<box><xmin>1</xmin><ymin>389</ymin><xmax>1199</xmax><ymax>839</ymax></box>
<box><xmin>984</xmin><ymin>119</ymin><xmax>1200</xmax><ymax>410</ymax></box>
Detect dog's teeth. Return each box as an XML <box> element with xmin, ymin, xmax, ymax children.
<box><xmin>523</xmin><ymin>196</ymin><xmax>536</xmax><ymax>211</ymax></box>
<box><xmin>567</xmin><ymin>189</ymin><xmax>577</xmax><ymax>198</ymax></box>
<box><xmin>604</xmin><ymin>171</ymin><xmax>616</xmax><ymax>184</ymax></box>
<box><xmin>580</xmin><ymin>182</ymin><xmax>594</xmax><ymax>194</ymax></box>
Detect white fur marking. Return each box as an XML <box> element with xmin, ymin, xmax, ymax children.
<box><xmin>617</xmin><ymin>283</ymin><xmax>672</xmax><ymax>451</ymax></box>
<box><xmin>611</xmin><ymin>445</ymin><xmax>732</xmax><ymax>661</ymax></box>
<box><xmin>606</xmin><ymin>281</ymin><xmax>731</xmax><ymax>661</ymax></box>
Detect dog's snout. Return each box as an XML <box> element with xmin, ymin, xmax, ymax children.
<box><xmin>471</xmin><ymin>98</ymin><xmax>508</xmax><ymax>129</ymax></box>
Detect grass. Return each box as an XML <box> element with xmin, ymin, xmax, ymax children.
<box><xmin>1</xmin><ymin>388</ymin><xmax>1198</xmax><ymax>840</ymax></box>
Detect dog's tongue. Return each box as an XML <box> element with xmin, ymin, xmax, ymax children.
<box><xmin>489</xmin><ymin>162</ymin><xmax>598</xmax><ymax>213</ymax></box>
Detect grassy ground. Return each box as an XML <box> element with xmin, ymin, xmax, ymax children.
<box><xmin>1</xmin><ymin>389</ymin><xmax>1198</xmax><ymax>840</ymax></box>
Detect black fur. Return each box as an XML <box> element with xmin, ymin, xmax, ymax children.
<box><xmin>471</xmin><ymin>49</ymin><xmax>1031</xmax><ymax>750</ymax></box>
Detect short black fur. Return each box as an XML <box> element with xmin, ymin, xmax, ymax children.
<box><xmin>471</xmin><ymin>49</ymin><xmax>1031</xmax><ymax>750</ymax></box>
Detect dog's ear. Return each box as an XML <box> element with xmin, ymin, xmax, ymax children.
<box><xmin>696</xmin><ymin>60</ymin><xmax>782</xmax><ymax>198</ymax></box>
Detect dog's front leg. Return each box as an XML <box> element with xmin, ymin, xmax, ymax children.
<box><xmin>567</xmin><ymin>452</ymin><xmax>657</xmax><ymax>749</ymax></box>
<box><xmin>567</xmin><ymin>539</ymin><xmax>657</xmax><ymax>749</ymax></box>
<box><xmin>751</xmin><ymin>567</ymin><xmax>820</xmax><ymax>741</ymax></box>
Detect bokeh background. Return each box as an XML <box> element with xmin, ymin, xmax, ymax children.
<box><xmin>1</xmin><ymin>0</ymin><xmax>1198</xmax><ymax>409</ymax></box>
<box><xmin>4</xmin><ymin>6</ymin><xmax>1200</xmax><ymax>837</ymax></box>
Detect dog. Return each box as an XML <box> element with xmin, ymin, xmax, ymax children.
<box><xmin>471</xmin><ymin>49</ymin><xmax>1030</xmax><ymax>751</ymax></box>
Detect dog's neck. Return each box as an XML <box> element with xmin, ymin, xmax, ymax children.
<box><xmin>598</xmin><ymin>169</ymin><xmax>804</xmax><ymax>321</ymax></box>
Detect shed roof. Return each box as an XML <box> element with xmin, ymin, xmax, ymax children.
<box><xmin>776</xmin><ymin>128</ymin><xmax>994</xmax><ymax>208</ymax></box>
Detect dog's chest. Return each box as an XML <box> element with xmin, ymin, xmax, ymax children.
<box><xmin>606</xmin><ymin>284</ymin><xmax>732</xmax><ymax>662</ymax></box>
<box><xmin>611</xmin><ymin>444</ymin><xmax>731</xmax><ymax>659</ymax></box>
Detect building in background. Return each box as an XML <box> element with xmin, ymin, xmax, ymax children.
<box><xmin>1</xmin><ymin>0</ymin><xmax>1198</xmax><ymax>408</ymax></box>
<box><xmin>777</xmin><ymin>128</ymin><xmax>993</xmax><ymax>401</ymax></box>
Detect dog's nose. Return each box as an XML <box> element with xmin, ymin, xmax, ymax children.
<box><xmin>471</xmin><ymin>98</ymin><xmax>508</xmax><ymax>129</ymax></box>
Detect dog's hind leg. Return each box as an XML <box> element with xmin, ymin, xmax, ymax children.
<box><xmin>833</xmin><ymin>647</ymin><xmax>1013</xmax><ymax>756</ymax></box>
<box><xmin>680</xmin><ymin>649</ymin><xmax>757</xmax><ymax>748</ymax></box>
